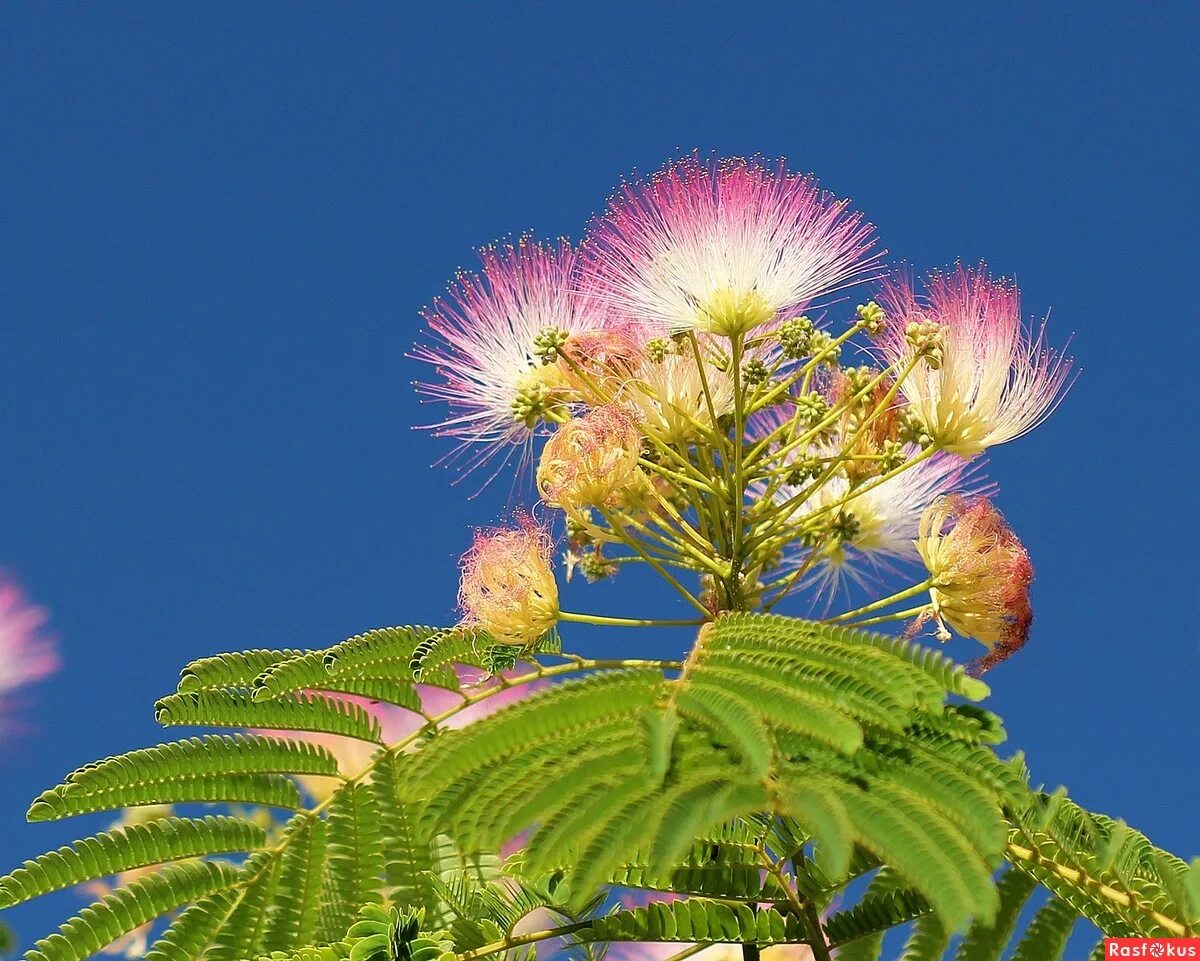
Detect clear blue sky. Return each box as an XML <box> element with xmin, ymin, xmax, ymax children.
<box><xmin>1</xmin><ymin>1</ymin><xmax>1196</xmax><ymax>951</ymax></box>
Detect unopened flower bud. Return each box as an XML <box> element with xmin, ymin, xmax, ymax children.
<box><xmin>533</xmin><ymin>326</ymin><xmax>570</xmax><ymax>365</ymax></box>
<box><xmin>905</xmin><ymin>318</ymin><xmax>945</xmax><ymax>369</ymax></box>
<box><xmin>900</xmin><ymin>411</ymin><xmax>934</xmax><ymax>448</ymax></box>
<box><xmin>842</xmin><ymin>364</ymin><xmax>876</xmax><ymax>396</ymax></box>
<box><xmin>777</xmin><ymin>316</ymin><xmax>815</xmax><ymax>359</ymax></box>
<box><xmin>646</xmin><ymin>338</ymin><xmax>671</xmax><ymax>363</ymax></box>
<box><xmin>743</xmin><ymin>358</ymin><xmax>769</xmax><ymax>385</ymax></box>
<box><xmin>785</xmin><ymin>453</ymin><xmax>825</xmax><ymax>486</ymax></box>
<box><xmin>829</xmin><ymin>512</ymin><xmax>861</xmax><ymax>543</ymax></box>
<box><xmin>510</xmin><ymin>365</ymin><xmax>573</xmax><ymax>428</ymax></box>
<box><xmin>879</xmin><ymin>439</ymin><xmax>905</xmax><ymax>473</ymax></box>
<box><xmin>808</xmin><ymin>330</ymin><xmax>841</xmax><ymax>366</ymax></box>
<box><xmin>855</xmin><ymin>301</ymin><xmax>887</xmax><ymax>336</ymax></box>
<box><xmin>796</xmin><ymin>392</ymin><xmax>830</xmax><ymax>427</ymax></box>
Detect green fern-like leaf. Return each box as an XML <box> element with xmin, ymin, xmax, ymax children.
<box><xmin>143</xmin><ymin>889</ymin><xmax>246</xmax><ymax>961</ymax></box>
<box><xmin>0</xmin><ymin>815</ymin><xmax>264</xmax><ymax>908</ymax></box>
<box><xmin>578</xmin><ymin>897</ymin><xmax>806</xmax><ymax>945</ymax></box>
<box><xmin>153</xmin><ymin>691</ymin><xmax>382</xmax><ymax>743</ymax></box>
<box><xmin>322</xmin><ymin>626</ymin><xmax>462</xmax><ymax>690</ymax></box>
<box><xmin>261</xmin><ymin>816</ymin><xmax>328</xmax><ymax>953</ymax></box>
<box><xmin>177</xmin><ymin>649</ymin><xmax>304</xmax><ymax>693</ymax></box>
<box><xmin>369</xmin><ymin>750</ymin><xmax>442</xmax><ymax>920</ymax></box>
<box><xmin>206</xmin><ymin>851</ymin><xmax>283</xmax><ymax>961</ymax></box>
<box><xmin>252</xmin><ymin>650</ymin><xmax>423</xmax><ymax>711</ymax></box>
<box><xmin>316</xmin><ymin>784</ymin><xmax>385</xmax><ymax>942</ymax></box>
<box><xmin>954</xmin><ymin>866</ymin><xmax>1038</xmax><ymax>961</ymax></box>
<box><xmin>825</xmin><ymin>884</ymin><xmax>930</xmax><ymax>947</ymax></box>
<box><xmin>23</xmin><ymin>861</ymin><xmax>241</xmax><ymax>961</ymax></box>
<box><xmin>27</xmin><ymin>735</ymin><xmax>339</xmax><ymax>823</ymax></box>
<box><xmin>1009</xmin><ymin>896</ymin><xmax>1078</xmax><ymax>961</ymax></box>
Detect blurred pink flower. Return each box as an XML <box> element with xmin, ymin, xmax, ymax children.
<box><xmin>0</xmin><ymin>575</ymin><xmax>58</xmax><ymax>733</ymax></box>
<box><xmin>271</xmin><ymin>669</ymin><xmax>544</xmax><ymax>801</ymax></box>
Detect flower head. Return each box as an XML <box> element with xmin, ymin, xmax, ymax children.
<box><xmin>771</xmin><ymin>450</ymin><xmax>983</xmax><ymax>601</ymax></box>
<box><xmin>878</xmin><ymin>265</ymin><xmax>1073</xmax><ymax>457</ymax></box>
<box><xmin>458</xmin><ymin>515</ymin><xmax>559</xmax><ymax>646</ymax></box>
<box><xmin>912</xmin><ymin>494</ymin><xmax>1033</xmax><ymax>671</ymax></box>
<box><xmin>582</xmin><ymin>154</ymin><xmax>880</xmax><ymax>337</ymax></box>
<box><xmin>413</xmin><ymin>238</ymin><xmax>606</xmax><ymax>479</ymax></box>
<box><xmin>557</xmin><ymin>324</ymin><xmax>646</xmax><ymax>400</ymax></box>
<box><xmin>537</xmin><ymin>405</ymin><xmax>642</xmax><ymax>511</ymax></box>
<box><xmin>628</xmin><ymin>341</ymin><xmax>735</xmax><ymax>445</ymax></box>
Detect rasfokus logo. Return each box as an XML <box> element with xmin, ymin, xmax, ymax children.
<box><xmin>1106</xmin><ymin>939</ymin><xmax>1200</xmax><ymax>958</ymax></box>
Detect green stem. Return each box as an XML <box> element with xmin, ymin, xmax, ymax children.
<box><xmin>827</xmin><ymin>579</ymin><xmax>933</xmax><ymax>622</ymax></box>
<box><xmin>844</xmin><ymin>604</ymin><xmax>929</xmax><ymax>628</ymax></box>
<box><xmin>801</xmin><ymin>902</ymin><xmax>834</xmax><ymax>961</ymax></box>
<box><xmin>559</xmin><ymin>610</ymin><xmax>707</xmax><ymax>628</ymax></box>
<box><xmin>455</xmin><ymin>921</ymin><xmax>592</xmax><ymax>961</ymax></box>
<box><xmin>601</xmin><ymin>509</ymin><xmax>714</xmax><ymax>617</ymax></box>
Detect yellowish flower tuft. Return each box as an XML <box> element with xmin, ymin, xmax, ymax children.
<box><xmin>537</xmin><ymin>405</ymin><xmax>643</xmax><ymax>511</ymax></box>
<box><xmin>913</xmin><ymin>495</ymin><xmax>1032</xmax><ymax>666</ymax></box>
<box><xmin>458</xmin><ymin>515</ymin><xmax>560</xmax><ymax>646</ymax></box>
<box><xmin>629</xmin><ymin>348</ymin><xmax>734</xmax><ymax>445</ymax></box>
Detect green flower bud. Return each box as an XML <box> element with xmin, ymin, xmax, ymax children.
<box><xmin>905</xmin><ymin>318</ymin><xmax>945</xmax><ymax>369</ymax></box>
<box><xmin>856</xmin><ymin>301</ymin><xmax>887</xmax><ymax>336</ymax></box>
<box><xmin>796</xmin><ymin>391</ymin><xmax>830</xmax><ymax>426</ymax></box>
<box><xmin>646</xmin><ymin>337</ymin><xmax>671</xmax><ymax>363</ymax></box>
<box><xmin>829</xmin><ymin>512</ymin><xmax>861</xmax><ymax>543</ymax></box>
<box><xmin>879</xmin><ymin>439</ymin><xmax>905</xmax><ymax>472</ymax></box>
<box><xmin>532</xmin><ymin>326</ymin><xmax>569</xmax><ymax>365</ymax></box>
<box><xmin>777</xmin><ymin>316</ymin><xmax>815</xmax><ymax>359</ymax></box>
<box><xmin>809</xmin><ymin>330</ymin><xmax>842</xmax><ymax>366</ymax></box>
<box><xmin>743</xmin><ymin>358</ymin><xmax>769</xmax><ymax>385</ymax></box>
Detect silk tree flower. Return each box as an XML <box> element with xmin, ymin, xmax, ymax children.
<box><xmin>412</xmin><ymin>238</ymin><xmax>606</xmax><ymax>480</ymax></box>
<box><xmin>537</xmin><ymin>405</ymin><xmax>643</xmax><ymax>511</ymax></box>
<box><xmin>581</xmin><ymin>153</ymin><xmax>880</xmax><ymax>337</ymax></box>
<box><xmin>459</xmin><ymin>515</ymin><xmax>559</xmax><ymax>646</ymax></box>
<box><xmin>0</xmin><ymin>576</ymin><xmax>58</xmax><ymax>733</ymax></box>
<box><xmin>556</xmin><ymin>324</ymin><xmax>646</xmax><ymax>401</ymax></box>
<box><xmin>877</xmin><ymin>264</ymin><xmax>1073</xmax><ymax>457</ymax></box>
<box><xmin>773</xmin><ymin>451</ymin><xmax>984</xmax><ymax>601</ymax></box>
<box><xmin>910</xmin><ymin>494</ymin><xmax>1033</xmax><ymax>672</ymax></box>
<box><xmin>628</xmin><ymin>345</ymin><xmax>735</xmax><ymax>445</ymax></box>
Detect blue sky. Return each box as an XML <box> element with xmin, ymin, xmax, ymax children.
<box><xmin>1</xmin><ymin>1</ymin><xmax>1196</xmax><ymax>951</ymax></box>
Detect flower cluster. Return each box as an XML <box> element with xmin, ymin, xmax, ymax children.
<box><xmin>415</xmin><ymin>152</ymin><xmax>1073</xmax><ymax>672</ymax></box>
